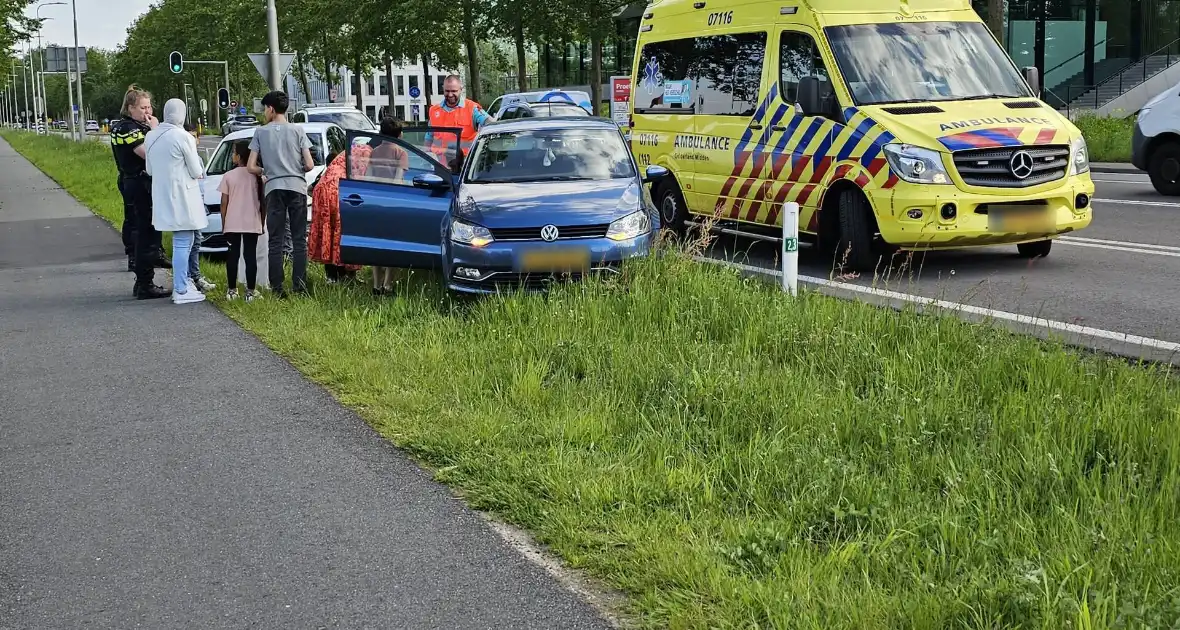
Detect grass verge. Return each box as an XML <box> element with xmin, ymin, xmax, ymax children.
<box><xmin>1074</xmin><ymin>114</ymin><xmax>1134</xmax><ymax>163</ymax></box>
<box><xmin>6</xmin><ymin>130</ymin><xmax>1180</xmax><ymax>629</ymax></box>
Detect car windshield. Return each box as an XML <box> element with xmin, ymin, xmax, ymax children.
<box><xmin>465</xmin><ymin>128</ymin><xmax>635</xmax><ymax>184</ymax></box>
<box><xmin>305</xmin><ymin>133</ymin><xmax>326</xmax><ymax>165</ymax></box>
<box><xmin>308</xmin><ymin>110</ymin><xmax>376</xmax><ymax>130</ymax></box>
<box><xmin>824</xmin><ymin>21</ymin><xmax>1031</xmax><ymax>106</ymax></box>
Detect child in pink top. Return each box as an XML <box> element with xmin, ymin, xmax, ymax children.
<box><xmin>218</xmin><ymin>143</ymin><xmax>266</xmax><ymax>301</ymax></box>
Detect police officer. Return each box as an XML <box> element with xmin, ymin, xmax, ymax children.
<box><xmin>111</xmin><ymin>86</ymin><xmax>170</xmax><ymax>299</ymax></box>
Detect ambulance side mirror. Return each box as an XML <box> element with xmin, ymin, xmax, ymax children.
<box><xmin>797</xmin><ymin>76</ymin><xmax>831</xmax><ymax>119</ymax></box>
<box><xmin>1023</xmin><ymin>66</ymin><xmax>1041</xmax><ymax>97</ymax></box>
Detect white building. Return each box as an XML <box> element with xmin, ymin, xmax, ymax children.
<box><xmin>286</xmin><ymin>59</ymin><xmax>461</xmax><ymax>124</ymax></box>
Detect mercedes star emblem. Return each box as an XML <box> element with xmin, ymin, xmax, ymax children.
<box><xmin>540</xmin><ymin>225</ymin><xmax>560</xmax><ymax>242</ymax></box>
<box><xmin>1009</xmin><ymin>150</ymin><xmax>1034</xmax><ymax>180</ymax></box>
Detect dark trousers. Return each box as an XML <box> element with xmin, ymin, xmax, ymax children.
<box><xmin>124</xmin><ymin>176</ymin><xmax>159</xmax><ymax>285</ymax></box>
<box><xmin>324</xmin><ymin>264</ymin><xmax>356</xmax><ymax>281</ymax></box>
<box><xmin>225</xmin><ymin>232</ymin><xmax>260</xmax><ymax>292</ymax></box>
<box><xmin>118</xmin><ymin>176</ymin><xmax>162</xmax><ymax>259</ymax></box>
<box><xmin>266</xmin><ymin>190</ymin><xmax>308</xmax><ymax>293</ymax></box>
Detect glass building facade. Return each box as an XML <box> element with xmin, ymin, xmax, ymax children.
<box><xmin>973</xmin><ymin>0</ymin><xmax>1180</xmax><ymax>105</ymax></box>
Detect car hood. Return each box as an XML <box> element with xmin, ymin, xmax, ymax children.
<box><xmin>200</xmin><ymin>166</ymin><xmax>325</xmax><ymax>207</ymax></box>
<box><xmin>856</xmin><ymin>99</ymin><xmax>1078</xmax><ymax>152</ymax></box>
<box><xmin>454</xmin><ymin>179</ymin><xmax>641</xmax><ymax>228</ymax></box>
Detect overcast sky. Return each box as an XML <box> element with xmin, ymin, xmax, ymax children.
<box><xmin>25</xmin><ymin>0</ymin><xmax>151</xmax><ymax>51</ymax></box>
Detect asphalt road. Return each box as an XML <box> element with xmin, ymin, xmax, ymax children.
<box><xmin>0</xmin><ymin>138</ymin><xmax>610</xmax><ymax>629</ymax></box>
<box><xmin>706</xmin><ymin>169</ymin><xmax>1180</xmax><ymax>346</ymax></box>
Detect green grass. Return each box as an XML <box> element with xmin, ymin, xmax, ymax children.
<box><xmin>6</xmin><ymin>129</ymin><xmax>1180</xmax><ymax>629</ymax></box>
<box><xmin>1074</xmin><ymin>115</ymin><xmax>1134</xmax><ymax>163</ymax></box>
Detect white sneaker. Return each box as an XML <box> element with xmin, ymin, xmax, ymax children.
<box><xmin>226</xmin><ymin>289</ymin><xmax>239</xmax><ymax>301</ymax></box>
<box><xmin>173</xmin><ymin>289</ymin><xmax>206</xmax><ymax>305</ymax></box>
<box><xmin>245</xmin><ymin>290</ymin><xmax>262</xmax><ymax>303</ymax></box>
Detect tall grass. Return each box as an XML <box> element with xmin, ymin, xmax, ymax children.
<box><xmin>1074</xmin><ymin>115</ymin><xmax>1134</xmax><ymax>163</ymax></box>
<box><xmin>5</xmin><ymin>130</ymin><xmax>1180</xmax><ymax>629</ymax></box>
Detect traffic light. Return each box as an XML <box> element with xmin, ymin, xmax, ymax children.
<box><xmin>217</xmin><ymin>88</ymin><xmax>229</xmax><ymax>110</ymax></box>
<box><xmin>169</xmin><ymin>51</ymin><xmax>183</xmax><ymax>74</ymax></box>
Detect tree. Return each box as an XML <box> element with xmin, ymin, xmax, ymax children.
<box><xmin>986</xmin><ymin>0</ymin><xmax>1004</xmax><ymax>45</ymax></box>
<box><xmin>562</xmin><ymin>0</ymin><xmax>632</xmax><ymax>110</ymax></box>
<box><xmin>1</xmin><ymin>0</ymin><xmax>37</xmax><ymax>56</ymax></box>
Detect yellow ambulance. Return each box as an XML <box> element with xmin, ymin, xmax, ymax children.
<box><xmin>629</xmin><ymin>0</ymin><xmax>1094</xmax><ymax>271</ymax></box>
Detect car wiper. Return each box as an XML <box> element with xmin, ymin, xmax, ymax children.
<box><xmin>948</xmin><ymin>93</ymin><xmax>1027</xmax><ymax>102</ymax></box>
<box><xmin>532</xmin><ymin>175</ymin><xmax>595</xmax><ymax>181</ymax></box>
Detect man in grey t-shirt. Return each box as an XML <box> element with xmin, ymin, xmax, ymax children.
<box><xmin>248</xmin><ymin>90</ymin><xmax>314</xmax><ymax>296</ymax></box>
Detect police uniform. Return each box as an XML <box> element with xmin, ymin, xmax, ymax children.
<box><xmin>111</xmin><ymin>115</ymin><xmax>167</xmax><ymax>297</ymax></box>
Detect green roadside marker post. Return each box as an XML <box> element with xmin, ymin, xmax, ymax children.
<box><xmin>782</xmin><ymin>201</ymin><xmax>799</xmax><ymax>296</ymax></box>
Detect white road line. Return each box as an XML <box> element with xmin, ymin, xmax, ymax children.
<box><xmin>1058</xmin><ymin>235</ymin><xmax>1180</xmax><ymax>252</ymax></box>
<box><xmin>699</xmin><ymin>257</ymin><xmax>1180</xmax><ymax>355</ymax></box>
<box><xmin>1093</xmin><ymin>197</ymin><xmax>1180</xmax><ymax>208</ymax></box>
<box><xmin>1057</xmin><ymin>239</ymin><xmax>1180</xmax><ymax>257</ymax></box>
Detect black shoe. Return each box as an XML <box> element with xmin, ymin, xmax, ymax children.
<box><xmin>135</xmin><ymin>283</ymin><xmax>171</xmax><ymax>300</ymax></box>
<box><xmin>153</xmin><ymin>256</ymin><xmax>173</xmax><ymax>269</ymax></box>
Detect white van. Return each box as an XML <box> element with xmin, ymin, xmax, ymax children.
<box><xmin>1132</xmin><ymin>85</ymin><xmax>1180</xmax><ymax>195</ymax></box>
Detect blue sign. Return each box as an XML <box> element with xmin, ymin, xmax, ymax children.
<box><xmin>409</xmin><ymin>86</ymin><xmax>421</xmax><ymax>99</ymax></box>
<box><xmin>239</xmin><ymin>107</ymin><xmax>247</xmax><ymax>115</ymax></box>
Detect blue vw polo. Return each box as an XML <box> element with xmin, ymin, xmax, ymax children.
<box><xmin>337</xmin><ymin>117</ymin><xmax>667</xmax><ymax>293</ymax></box>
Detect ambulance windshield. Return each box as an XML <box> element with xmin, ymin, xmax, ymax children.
<box><xmin>825</xmin><ymin>21</ymin><xmax>1031</xmax><ymax>106</ymax></box>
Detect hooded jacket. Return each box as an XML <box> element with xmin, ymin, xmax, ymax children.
<box><xmin>145</xmin><ymin>99</ymin><xmax>208</xmax><ymax>232</ymax></box>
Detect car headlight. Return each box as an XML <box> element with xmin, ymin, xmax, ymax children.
<box><xmin>606</xmin><ymin>210</ymin><xmax>651</xmax><ymax>241</ymax></box>
<box><xmin>450</xmin><ymin>218</ymin><xmax>494</xmax><ymax>247</ymax></box>
<box><xmin>1071</xmin><ymin>137</ymin><xmax>1090</xmax><ymax>175</ymax></box>
<box><xmin>883</xmin><ymin>144</ymin><xmax>951</xmax><ymax>185</ymax></box>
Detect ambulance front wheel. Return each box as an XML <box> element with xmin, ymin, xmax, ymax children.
<box><xmin>836</xmin><ymin>189</ymin><xmax>879</xmax><ymax>273</ymax></box>
<box><xmin>656</xmin><ymin>179</ymin><xmax>689</xmax><ymax>236</ymax></box>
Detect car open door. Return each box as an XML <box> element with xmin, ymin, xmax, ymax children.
<box><xmin>338</xmin><ymin>127</ymin><xmax>462</xmax><ymax>269</ymax></box>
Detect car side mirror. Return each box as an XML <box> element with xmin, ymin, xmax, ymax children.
<box><xmin>1023</xmin><ymin>66</ymin><xmax>1041</xmax><ymax>97</ymax></box>
<box><xmin>798</xmin><ymin>76</ymin><xmax>826</xmax><ymax>118</ymax></box>
<box><xmin>413</xmin><ymin>173</ymin><xmax>449</xmax><ymax>190</ymax></box>
<box><xmin>644</xmin><ymin>164</ymin><xmax>669</xmax><ymax>183</ymax></box>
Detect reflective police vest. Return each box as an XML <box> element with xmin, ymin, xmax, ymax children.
<box><xmin>428</xmin><ymin>99</ymin><xmax>482</xmax><ymax>159</ymax></box>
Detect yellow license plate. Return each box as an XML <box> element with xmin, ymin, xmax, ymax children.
<box><xmin>519</xmin><ymin>249</ymin><xmax>590</xmax><ymax>272</ymax></box>
<box><xmin>990</xmin><ymin>207</ymin><xmax>1054</xmax><ymax>233</ymax></box>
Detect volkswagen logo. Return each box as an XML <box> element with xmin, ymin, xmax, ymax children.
<box><xmin>540</xmin><ymin>225</ymin><xmax>560</xmax><ymax>242</ymax></box>
<box><xmin>1009</xmin><ymin>150</ymin><xmax>1035</xmax><ymax>180</ymax></box>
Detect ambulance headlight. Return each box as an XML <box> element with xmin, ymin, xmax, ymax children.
<box><xmin>883</xmin><ymin>144</ymin><xmax>951</xmax><ymax>185</ymax></box>
<box><xmin>1071</xmin><ymin>137</ymin><xmax>1090</xmax><ymax>175</ymax></box>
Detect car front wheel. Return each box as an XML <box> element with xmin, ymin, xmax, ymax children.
<box><xmin>1149</xmin><ymin>141</ymin><xmax>1180</xmax><ymax>196</ymax></box>
<box><xmin>656</xmin><ymin>179</ymin><xmax>688</xmax><ymax>237</ymax></box>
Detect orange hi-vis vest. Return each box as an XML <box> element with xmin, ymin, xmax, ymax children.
<box><xmin>428</xmin><ymin>99</ymin><xmax>482</xmax><ymax>158</ymax></box>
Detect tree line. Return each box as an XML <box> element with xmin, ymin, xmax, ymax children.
<box><xmin>4</xmin><ymin>0</ymin><xmax>636</xmax><ymax>123</ymax></box>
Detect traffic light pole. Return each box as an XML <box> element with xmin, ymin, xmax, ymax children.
<box><xmin>182</xmin><ymin>60</ymin><xmax>229</xmax><ymax>133</ymax></box>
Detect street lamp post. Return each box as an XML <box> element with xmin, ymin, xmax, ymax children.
<box><xmin>37</xmin><ymin>3</ymin><xmax>66</xmax><ymax>130</ymax></box>
<box><xmin>22</xmin><ymin>45</ymin><xmax>31</xmax><ymax>129</ymax></box>
<box><xmin>71</xmin><ymin>0</ymin><xmax>83</xmax><ymax>141</ymax></box>
<box><xmin>266</xmin><ymin>0</ymin><xmax>281</xmax><ymax>90</ymax></box>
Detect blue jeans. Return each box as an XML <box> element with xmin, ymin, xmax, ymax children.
<box><xmin>172</xmin><ymin>230</ymin><xmax>197</xmax><ymax>294</ymax></box>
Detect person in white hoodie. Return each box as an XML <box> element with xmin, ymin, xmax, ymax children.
<box><xmin>145</xmin><ymin>98</ymin><xmax>209</xmax><ymax>304</ymax></box>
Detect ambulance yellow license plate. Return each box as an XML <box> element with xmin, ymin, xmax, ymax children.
<box><xmin>989</xmin><ymin>205</ymin><xmax>1054</xmax><ymax>233</ymax></box>
<box><xmin>519</xmin><ymin>248</ymin><xmax>590</xmax><ymax>273</ymax></box>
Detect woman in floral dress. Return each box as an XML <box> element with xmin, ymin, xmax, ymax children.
<box><xmin>308</xmin><ymin>142</ymin><xmax>370</xmax><ymax>283</ymax></box>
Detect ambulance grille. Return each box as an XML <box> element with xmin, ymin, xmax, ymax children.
<box><xmin>883</xmin><ymin>105</ymin><xmax>944</xmax><ymax>114</ymax></box>
<box><xmin>1004</xmin><ymin>101</ymin><xmax>1044</xmax><ymax>109</ymax></box>
<box><xmin>952</xmin><ymin>145</ymin><xmax>1070</xmax><ymax>188</ymax></box>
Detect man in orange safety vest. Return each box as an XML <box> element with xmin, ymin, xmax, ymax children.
<box><xmin>427</xmin><ymin>74</ymin><xmax>489</xmax><ymax>169</ymax></box>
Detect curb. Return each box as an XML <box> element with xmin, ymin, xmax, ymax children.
<box><xmin>1091</xmin><ymin>163</ymin><xmax>1140</xmax><ymax>175</ymax></box>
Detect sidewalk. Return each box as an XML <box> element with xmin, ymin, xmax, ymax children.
<box><xmin>0</xmin><ymin>138</ymin><xmax>610</xmax><ymax>629</ymax></box>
